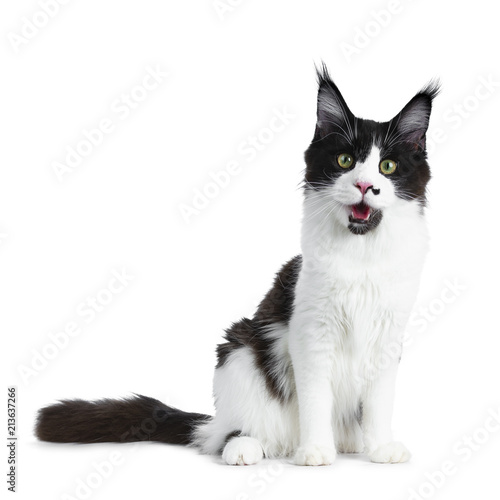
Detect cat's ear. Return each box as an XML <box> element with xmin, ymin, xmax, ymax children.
<box><xmin>391</xmin><ymin>81</ymin><xmax>440</xmax><ymax>150</ymax></box>
<box><xmin>315</xmin><ymin>64</ymin><xmax>354</xmax><ymax>139</ymax></box>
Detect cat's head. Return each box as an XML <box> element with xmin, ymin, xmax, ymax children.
<box><xmin>304</xmin><ymin>65</ymin><xmax>439</xmax><ymax>235</ymax></box>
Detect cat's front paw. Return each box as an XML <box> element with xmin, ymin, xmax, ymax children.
<box><xmin>294</xmin><ymin>444</ymin><xmax>336</xmax><ymax>466</ymax></box>
<box><xmin>368</xmin><ymin>441</ymin><xmax>411</xmax><ymax>463</ymax></box>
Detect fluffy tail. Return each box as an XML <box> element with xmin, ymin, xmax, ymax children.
<box><xmin>35</xmin><ymin>394</ymin><xmax>211</xmax><ymax>445</ymax></box>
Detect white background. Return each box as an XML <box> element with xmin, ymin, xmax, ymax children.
<box><xmin>1</xmin><ymin>0</ymin><xmax>499</xmax><ymax>499</ymax></box>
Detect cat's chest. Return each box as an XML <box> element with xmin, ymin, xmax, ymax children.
<box><xmin>303</xmin><ymin>252</ymin><xmax>420</xmax><ymax>343</ymax></box>
<box><xmin>318</xmin><ymin>268</ymin><xmax>404</xmax><ymax>370</ymax></box>
<box><xmin>324</xmin><ymin>253</ymin><xmax>416</xmax><ymax>307</ymax></box>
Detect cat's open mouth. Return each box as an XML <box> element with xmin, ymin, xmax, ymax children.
<box><xmin>350</xmin><ymin>201</ymin><xmax>371</xmax><ymax>222</ymax></box>
<box><xmin>348</xmin><ymin>203</ymin><xmax>383</xmax><ymax>234</ymax></box>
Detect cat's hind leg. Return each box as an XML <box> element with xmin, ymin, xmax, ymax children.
<box><xmin>194</xmin><ymin>320</ymin><xmax>299</xmax><ymax>463</ymax></box>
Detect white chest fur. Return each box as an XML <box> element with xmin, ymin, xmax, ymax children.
<box><xmin>289</xmin><ymin>194</ymin><xmax>429</xmax><ymax>411</ymax></box>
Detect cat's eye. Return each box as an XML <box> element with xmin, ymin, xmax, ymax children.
<box><xmin>337</xmin><ymin>153</ymin><xmax>354</xmax><ymax>169</ymax></box>
<box><xmin>380</xmin><ymin>159</ymin><xmax>397</xmax><ymax>175</ymax></box>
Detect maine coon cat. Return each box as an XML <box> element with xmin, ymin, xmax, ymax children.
<box><xmin>36</xmin><ymin>66</ymin><xmax>439</xmax><ymax>466</ymax></box>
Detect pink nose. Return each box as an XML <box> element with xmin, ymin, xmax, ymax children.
<box><xmin>355</xmin><ymin>181</ymin><xmax>373</xmax><ymax>196</ymax></box>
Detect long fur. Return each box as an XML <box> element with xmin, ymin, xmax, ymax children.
<box><xmin>36</xmin><ymin>66</ymin><xmax>439</xmax><ymax>466</ymax></box>
<box><xmin>35</xmin><ymin>396</ymin><xmax>210</xmax><ymax>445</ymax></box>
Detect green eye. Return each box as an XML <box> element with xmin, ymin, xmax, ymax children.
<box><xmin>337</xmin><ymin>153</ymin><xmax>354</xmax><ymax>169</ymax></box>
<box><xmin>380</xmin><ymin>159</ymin><xmax>397</xmax><ymax>175</ymax></box>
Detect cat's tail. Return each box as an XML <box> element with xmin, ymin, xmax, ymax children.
<box><xmin>35</xmin><ymin>394</ymin><xmax>211</xmax><ymax>445</ymax></box>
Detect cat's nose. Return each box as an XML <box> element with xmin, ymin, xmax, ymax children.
<box><xmin>355</xmin><ymin>181</ymin><xmax>374</xmax><ymax>196</ymax></box>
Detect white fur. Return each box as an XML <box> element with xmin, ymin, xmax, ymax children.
<box><xmin>222</xmin><ymin>436</ymin><xmax>263</xmax><ymax>465</ymax></box>
<box><xmin>193</xmin><ymin>149</ymin><xmax>429</xmax><ymax>465</ymax></box>
<box><xmin>194</xmin><ymin>338</ymin><xmax>300</xmax><ymax>459</ymax></box>
<box><xmin>369</xmin><ymin>441</ymin><xmax>411</xmax><ymax>463</ymax></box>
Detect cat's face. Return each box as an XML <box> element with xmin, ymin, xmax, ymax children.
<box><xmin>304</xmin><ymin>67</ymin><xmax>439</xmax><ymax>235</ymax></box>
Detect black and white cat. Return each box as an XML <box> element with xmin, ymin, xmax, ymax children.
<box><xmin>36</xmin><ymin>66</ymin><xmax>439</xmax><ymax>466</ymax></box>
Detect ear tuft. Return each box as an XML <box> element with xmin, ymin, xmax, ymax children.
<box><xmin>314</xmin><ymin>63</ymin><xmax>354</xmax><ymax>139</ymax></box>
<box><xmin>420</xmin><ymin>79</ymin><xmax>441</xmax><ymax>102</ymax></box>
<box><xmin>392</xmin><ymin>79</ymin><xmax>440</xmax><ymax>150</ymax></box>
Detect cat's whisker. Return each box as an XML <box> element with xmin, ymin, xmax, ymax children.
<box><xmin>312</xmin><ymin>125</ymin><xmax>353</xmax><ymax>146</ymax></box>
<box><xmin>34</xmin><ymin>64</ymin><xmax>438</xmax><ymax>468</ymax></box>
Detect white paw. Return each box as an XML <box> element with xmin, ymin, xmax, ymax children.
<box><xmin>369</xmin><ymin>441</ymin><xmax>411</xmax><ymax>463</ymax></box>
<box><xmin>294</xmin><ymin>444</ymin><xmax>336</xmax><ymax>466</ymax></box>
<box><xmin>222</xmin><ymin>436</ymin><xmax>263</xmax><ymax>465</ymax></box>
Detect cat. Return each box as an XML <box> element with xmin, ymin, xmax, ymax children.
<box><xmin>36</xmin><ymin>65</ymin><xmax>439</xmax><ymax>466</ymax></box>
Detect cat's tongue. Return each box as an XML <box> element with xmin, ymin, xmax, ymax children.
<box><xmin>352</xmin><ymin>202</ymin><xmax>371</xmax><ymax>220</ymax></box>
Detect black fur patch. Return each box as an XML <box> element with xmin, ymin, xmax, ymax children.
<box><xmin>216</xmin><ymin>256</ymin><xmax>302</xmax><ymax>401</ymax></box>
<box><xmin>254</xmin><ymin>256</ymin><xmax>302</xmax><ymax>325</ymax></box>
<box><xmin>35</xmin><ymin>68</ymin><xmax>438</xmax><ymax>451</ymax></box>
<box><xmin>35</xmin><ymin>395</ymin><xmax>210</xmax><ymax>445</ymax></box>
<box><xmin>304</xmin><ymin>65</ymin><xmax>438</xmax><ymax>211</ymax></box>
<box><xmin>219</xmin><ymin>430</ymin><xmax>242</xmax><ymax>453</ymax></box>
<box><xmin>216</xmin><ymin>318</ymin><xmax>255</xmax><ymax>369</ymax></box>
